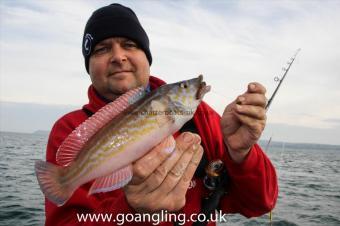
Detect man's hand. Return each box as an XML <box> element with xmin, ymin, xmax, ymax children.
<box><xmin>221</xmin><ymin>82</ymin><xmax>267</xmax><ymax>163</ymax></box>
<box><xmin>124</xmin><ymin>132</ymin><xmax>203</xmax><ymax>213</ymax></box>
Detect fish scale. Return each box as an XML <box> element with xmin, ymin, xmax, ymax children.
<box><xmin>53</xmin><ymin>97</ymin><xmax>165</xmax><ymax>186</ymax></box>
<box><xmin>66</xmin><ymin>112</ymin><xmax>167</xmax><ymax>183</ymax></box>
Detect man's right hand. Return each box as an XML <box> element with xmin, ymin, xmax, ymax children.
<box><xmin>124</xmin><ymin>132</ymin><xmax>203</xmax><ymax>213</ymax></box>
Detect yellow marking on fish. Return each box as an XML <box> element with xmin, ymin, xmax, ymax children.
<box><xmin>60</xmin><ymin>127</ymin><xmax>129</xmax><ymax>182</ymax></box>
<box><xmin>96</xmin><ymin>123</ymin><xmax>157</xmax><ymax>159</ymax></box>
<box><xmin>60</xmin><ymin>100</ymin><xmax>173</xmax><ymax>184</ymax></box>
<box><xmin>74</xmin><ymin>125</ymin><xmax>157</xmax><ymax>179</ymax></box>
<box><xmin>62</xmin><ymin>136</ymin><xmax>129</xmax><ymax>184</ymax></box>
<box><xmin>67</xmin><ymin>115</ymin><xmax>151</xmax><ymax>181</ymax></box>
<box><xmin>88</xmin><ymin>113</ymin><xmax>152</xmax><ymax>153</ymax></box>
<box><xmin>63</xmin><ymin>141</ymin><xmax>129</xmax><ymax>184</ymax></box>
<box><xmin>61</xmin><ymin>120</ymin><xmax>159</xmax><ymax>183</ymax></box>
<box><xmin>125</xmin><ymin>117</ymin><xmax>157</xmax><ymax>130</ymax></box>
<box><xmin>182</xmin><ymin>95</ymin><xmax>186</xmax><ymax>104</ymax></box>
<box><xmin>105</xmin><ymin>126</ymin><xmax>156</xmax><ymax>158</ymax></box>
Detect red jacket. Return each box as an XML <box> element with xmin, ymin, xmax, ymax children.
<box><xmin>45</xmin><ymin>76</ymin><xmax>278</xmax><ymax>225</ymax></box>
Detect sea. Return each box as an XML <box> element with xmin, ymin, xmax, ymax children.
<box><xmin>0</xmin><ymin>131</ymin><xmax>339</xmax><ymax>226</ymax></box>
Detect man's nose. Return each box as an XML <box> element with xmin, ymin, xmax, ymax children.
<box><xmin>110</xmin><ymin>45</ymin><xmax>127</xmax><ymax>64</ymax></box>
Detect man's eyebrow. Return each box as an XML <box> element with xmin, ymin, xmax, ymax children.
<box><xmin>96</xmin><ymin>40</ymin><xmax>111</xmax><ymax>46</ymax></box>
<box><xmin>120</xmin><ymin>37</ymin><xmax>136</xmax><ymax>42</ymax></box>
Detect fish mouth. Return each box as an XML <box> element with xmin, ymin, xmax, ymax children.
<box><xmin>196</xmin><ymin>74</ymin><xmax>211</xmax><ymax>100</ymax></box>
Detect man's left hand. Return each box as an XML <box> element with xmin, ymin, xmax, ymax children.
<box><xmin>220</xmin><ymin>82</ymin><xmax>267</xmax><ymax>163</ymax></box>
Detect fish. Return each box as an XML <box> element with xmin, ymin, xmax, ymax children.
<box><xmin>35</xmin><ymin>75</ymin><xmax>211</xmax><ymax>206</ymax></box>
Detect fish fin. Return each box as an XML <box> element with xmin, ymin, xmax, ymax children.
<box><xmin>88</xmin><ymin>165</ymin><xmax>133</xmax><ymax>195</ymax></box>
<box><xmin>35</xmin><ymin>160</ymin><xmax>73</xmax><ymax>206</ymax></box>
<box><xmin>56</xmin><ymin>87</ymin><xmax>145</xmax><ymax>166</ymax></box>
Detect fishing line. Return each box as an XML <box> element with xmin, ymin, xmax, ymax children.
<box><xmin>264</xmin><ymin>135</ymin><xmax>274</xmax><ymax>152</ymax></box>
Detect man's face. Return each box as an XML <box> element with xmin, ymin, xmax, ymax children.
<box><xmin>89</xmin><ymin>37</ymin><xmax>150</xmax><ymax>101</ymax></box>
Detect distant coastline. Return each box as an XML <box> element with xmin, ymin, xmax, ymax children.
<box><xmin>257</xmin><ymin>139</ymin><xmax>340</xmax><ymax>151</ymax></box>
<box><xmin>32</xmin><ymin>130</ymin><xmax>50</xmax><ymax>135</ymax></box>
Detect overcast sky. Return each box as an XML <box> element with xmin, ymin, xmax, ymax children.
<box><xmin>0</xmin><ymin>0</ymin><xmax>339</xmax><ymax>145</ymax></box>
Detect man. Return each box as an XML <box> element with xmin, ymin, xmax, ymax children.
<box><xmin>45</xmin><ymin>3</ymin><xmax>278</xmax><ymax>226</ymax></box>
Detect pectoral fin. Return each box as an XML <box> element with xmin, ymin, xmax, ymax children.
<box><xmin>88</xmin><ymin>165</ymin><xmax>133</xmax><ymax>195</ymax></box>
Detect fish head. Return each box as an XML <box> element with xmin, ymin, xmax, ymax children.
<box><xmin>164</xmin><ymin>75</ymin><xmax>211</xmax><ymax>123</ymax></box>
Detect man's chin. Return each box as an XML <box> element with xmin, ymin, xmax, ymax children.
<box><xmin>111</xmin><ymin>83</ymin><xmax>137</xmax><ymax>95</ymax></box>
<box><xmin>110</xmin><ymin>72</ymin><xmax>131</xmax><ymax>81</ymax></box>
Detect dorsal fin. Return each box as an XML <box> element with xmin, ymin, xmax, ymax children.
<box><xmin>56</xmin><ymin>87</ymin><xmax>145</xmax><ymax>166</ymax></box>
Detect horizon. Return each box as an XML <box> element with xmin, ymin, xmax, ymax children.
<box><xmin>1</xmin><ymin>129</ymin><xmax>340</xmax><ymax>148</ymax></box>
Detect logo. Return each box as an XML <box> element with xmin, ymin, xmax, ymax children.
<box><xmin>83</xmin><ymin>33</ymin><xmax>93</xmax><ymax>56</ymax></box>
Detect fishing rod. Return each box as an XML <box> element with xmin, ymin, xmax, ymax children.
<box><xmin>265</xmin><ymin>48</ymin><xmax>301</xmax><ymax>111</ymax></box>
<box><xmin>264</xmin><ymin>136</ymin><xmax>273</xmax><ymax>152</ymax></box>
<box><xmin>264</xmin><ymin>49</ymin><xmax>301</xmax><ymax>223</ymax></box>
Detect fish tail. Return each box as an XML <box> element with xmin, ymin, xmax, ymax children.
<box><xmin>35</xmin><ymin>160</ymin><xmax>73</xmax><ymax>206</ymax></box>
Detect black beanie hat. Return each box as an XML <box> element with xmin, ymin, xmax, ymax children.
<box><xmin>82</xmin><ymin>3</ymin><xmax>152</xmax><ymax>73</ymax></box>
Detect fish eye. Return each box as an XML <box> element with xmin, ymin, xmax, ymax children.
<box><xmin>180</xmin><ymin>82</ymin><xmax>188</xmax><ymax>89</ymax></box>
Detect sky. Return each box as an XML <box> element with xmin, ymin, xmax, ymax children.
<box><xmin>0</xmin><ymin>0</ymin><xmax>340</xmax><ymax>145</ymax></box>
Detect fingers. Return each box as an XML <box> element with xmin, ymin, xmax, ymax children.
<box><xmin>247</xmin><ymin>82</ymin><xmax>266</xmax><ymax>94</ymax></box>
<box><xmin>141</xmin><ymin>132</ymin><xmax>200</xmax><ymax>192</ymax></box>
<box><xmin>233</xmin><ymin>98</ymin><xmax>266</xmax><ymax>132</ymax></box>
<box><xmin>235</xmin><ymin>104</ymin><xmax>266</xmax><ymax>120</ymax></box>
<box><xmin>130</xmin><ymin>135</ymin><xmax>176</xmax><ymax>185</ymax></box>
<box><xmin>151</xmin><ymin>134</ymin><xmax>201</xmax><ymax>196</ymax></box>
<box><xmin>171</xmin><ymin>146</ymin><xmax>203</xmax><ymax>197</ymax></box>
<box><xmin>221</xmin><ymin>82</ymin><xmax>267</xmax><ymax>158</ymax></box>
<box><xmin>233</xmin><ymin>111</ymin><xmax>266</xmax><ymax>136</ymax></box>
<box><xmin>161</xmin><ymin>146</ymin><xmax>204</xmax><ymax>212</ymax></box>
<box><xmin>236</xmin><ymin>93</ymin><xmax>267</xmax><ymax>108</ymax></box>
<box><xmin>124</xmin><ymin>132</ymin><xmax>202</xmax><ymax>213</ymax></box>
<box><xmin>234</xmin><ymin>82</ymin><xmax>267</xmax><ymax>120</ymax></box>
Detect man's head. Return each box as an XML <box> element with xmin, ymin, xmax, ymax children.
<box><xmin>82</xmin><ymin>3</ymin><xmax>152</xmax><ymax>100</ymax></box>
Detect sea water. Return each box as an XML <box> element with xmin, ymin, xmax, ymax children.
<box><xmin>0</xmin><ymin>131</ymin><xmax>339</xmax><ymax>226</ymax></box>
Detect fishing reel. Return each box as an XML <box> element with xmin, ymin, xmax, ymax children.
<box><xmin>195</xmin><ymin>159</ymin><xmax>228</xmax><ymax>226</ymax></box>
<box><xmin>203</xmin><ymin>159</ymin><xmax>227</xmax><ymax>191</ymax></box>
